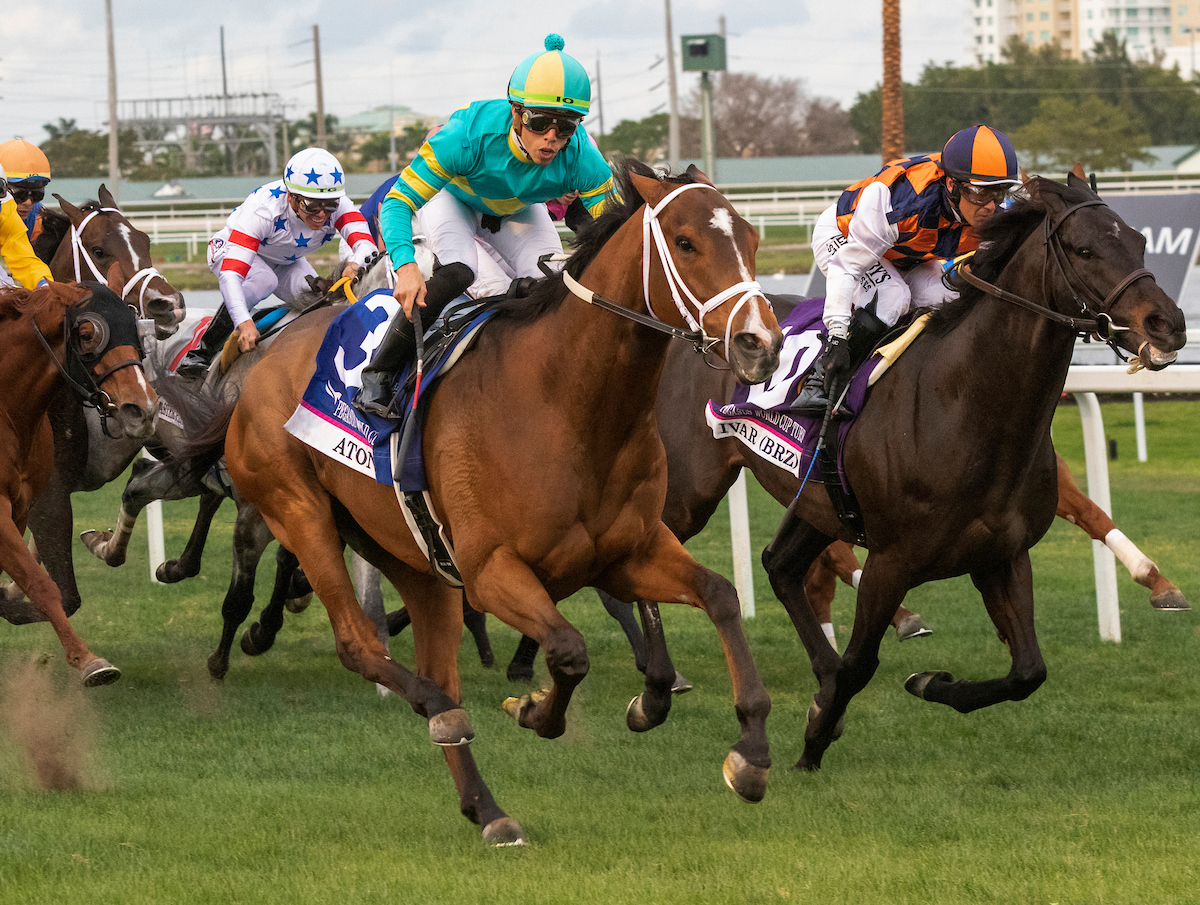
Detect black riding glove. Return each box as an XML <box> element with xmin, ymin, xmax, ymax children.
<box><xmin>821</xmin><ymin>334</ymin><xmax>853</xmax><ymax>393</ymax></box>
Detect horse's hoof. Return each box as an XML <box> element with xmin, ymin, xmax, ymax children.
<box><xmin>428</xmin><ymin>708</ymin><xmax>475</xmax><ymax>747</ymax></box>
<box><xmin>79</xmin><ymin>529</ymin><xmax>125</xmax><ymax>567</ymax></box>
<box><xmin>626</xmin><ymin>695</ymin><xmax>655</xmax><ymax>733</ymax></box>
<box><xmin>478</xmin><ymin>650</ymin><xmax>495</xmax><ymax>669</ymax></box>
<box><xmin>155</xmin><ymin>561</ymin><xmax>184</xmax><ymax>584</ymax></box>
<box><xmin>482</xmin><ymin>817</ymin><xmax>527</xmax><ymax>847</ymax></box>
<box><xmin>240</xmin><ymin>625</ymin><xmax>267</xmax><ymax>657</ymax></box>
<box><xmin>505</xmin><ymin>661</ymin><xmax>534</xmax><ymax>683</ymax></box>
<box><xmin>722</xmin><ymin>750</ymin><xmax>768</xmax><ymax>803</ymax></box>
<box><xmin>206</xmin><ymin>652</ymin><xmax>229</xmax><ymax>681</ymax></box>
<box><xmin>895</xmin><ymin>613</ymin><xmax>933</xmax><ymax>641</ymax></box>
<box><xmin>671</xmin><ymin>671</ymin><xmax>693</xmax><ymax>694</ymax></box>
<box><xmin>81</xmin><ymin>658</ymin><xmax>121</xmax><ymax>687</ymax></box>
<box><xmin>501</xmin><ymin>690</ymin><xmax>547</xmax><ymax>723</ymax></box>
<box><xmin>284</xmin><ymin>592</ymin><xmax>313</xmax><ymax>615</ymax></box>
<box><xmin>1151</xmin><ymin>589</ymin><xmax>1191</xmax><ymax>611</ymax></box>
<box><xmin>905</xmin><ymin>671</ymin><xmax>953</xmax><ymax>699</ymax></box>
<box><xmin>0</xmin><ymin>596</ymin><xmax>47</xmax><ymax>625</ymax></box>
<box><xmin>806</xmin><ymin>702</ymin><xmax>845</xmax><ymax>741</ymax></box>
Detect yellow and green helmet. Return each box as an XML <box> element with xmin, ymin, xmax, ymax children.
<box><xmin>507</xmin><ymin>34</ymin><xmax>591</xmax><ymax>117</ymax></box>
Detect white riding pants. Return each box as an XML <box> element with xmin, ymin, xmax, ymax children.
<box><xmin>207</xmin><ymin>240</ymin><xmax>317</xmax><ymax>325</ymax></box>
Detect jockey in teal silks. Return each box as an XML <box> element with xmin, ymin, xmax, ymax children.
<box><xmin>354</xmin><ymin>33</ymin><xmax>616</xmax><ymax>417</ymax></box>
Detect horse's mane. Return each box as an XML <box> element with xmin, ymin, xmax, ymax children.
<box><xmin>0</xmin><ymin>282</ymin><xmax>77</xmax><ymax>322</ymax></box>
<box><xmin>929</xmin><ymin>177</ymin><xmax>1098</xmax><ymax>334</ymax></box>
<box><xmin>487</xmin><ymin>158</ymin><xmax>699</xmax><ymax>325</ymax></box>
<box><xmin>32</xmin><ymin>201</ymin><xmax>104</xmax><ymax>265</ymax></box>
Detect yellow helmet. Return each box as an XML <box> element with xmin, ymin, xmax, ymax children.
<box><xmin>0</xmin><ymin>140</ymin><xmax>51</xmax><ymax>185</ymax></box>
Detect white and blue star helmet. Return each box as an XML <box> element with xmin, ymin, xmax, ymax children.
<box><xmin>283</xmin><ymin>148</ymin><xmax>346</xmax><ymax>199</ymax></box>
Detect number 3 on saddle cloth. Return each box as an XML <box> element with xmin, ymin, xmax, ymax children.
<box><xmin>704</xmin><ymin>296</ymin><xmax>929</xmax><ymax>543</ymax></box>
<box><xmin>284</xmin><ymin>287</ymin><xmax>497</xmax><ymax>585</ymax></box>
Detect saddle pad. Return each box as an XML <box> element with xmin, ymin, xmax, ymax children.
<box><xmin>706</xmin><ymin>298</ymin><xmax>875</xmax><ymax>491</ymax></box>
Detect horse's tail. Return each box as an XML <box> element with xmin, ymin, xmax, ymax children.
<box><xmin>156</xmin><ymin>379</ymin><xmax>239</xmax><ymax>480</ymax></box>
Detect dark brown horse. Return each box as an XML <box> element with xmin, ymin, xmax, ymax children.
<box><xmin>0</xmin><ymin>187</ymin><xmax>186</xmax><ymax>625</ymax></box>
<box><xmin>209</xmin><ymin>162</ymin><xmax>782</xmax><ymax>844</ymax></box>
<box><xmin>760</xmin><ymin>170</ymin><xmax>1187</xmax><ymax>771</ymax></box>
<box><xmin>0</xmin><ymin>282</ymin><xmax>158</xmax><ymax>683</ymax></box>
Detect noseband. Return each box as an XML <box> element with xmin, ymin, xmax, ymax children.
<box><xmin>559</xmin><ymin>182</ymin><xmax>768</xmax><ymax>354</ymax></box>
<box><xmin>70</xmin><ymin>207</ymin><xmax>169</xmax><ymax>310</ymax></box>
<box><xmin>958</xmin><ymin>197</ymin><xmax>1155</xmax><ymax>362</ymax></box>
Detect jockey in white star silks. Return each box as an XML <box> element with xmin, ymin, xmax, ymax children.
<box><xmin>177</xmin><ymin>147</ymin><xmax>378</xmax><ymax>378</ymax></box>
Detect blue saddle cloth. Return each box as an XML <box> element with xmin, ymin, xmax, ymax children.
<box><xmin>285</xmin><ymin>287</ymin><xmax>496</xmax><ymax>490</ymax></box>
<box><xmin>706</xmin><ymin>297</ymin><xmax>872</xmax><ymax>492</ymax></box>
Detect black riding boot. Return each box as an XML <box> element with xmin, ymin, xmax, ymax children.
<box><xmin>354</xmin><ymin>262</ymin><xmax>474</xmax><ymax>417</ymax></box>
<box><xmin>177</xmin><ymin>304</ymin><xmax>236</xmax><ymax>378</ymax></box>
<box><xmin>791</xmin><ymin>304</ymin><xmax>891</xmax><ymax>416</ymax></box>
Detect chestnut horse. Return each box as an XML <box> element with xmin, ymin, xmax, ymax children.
<box><xmin>0</xmin><ymin>186</ymin><xmax>186</xmax><ymax>625</ymax></box>
<box><xmin>210</xmin><ymin>162</ymin><xmax>782</xmax><ymax>844</ymax></box>
<box><xmin>0</xmin><ymin>282</ymin><xmax>158</xmax><ymax>683</ymax></box>
<box><xmin>760</xmin><ymin>170</ymin><xmax>1187</xmax><ymax>771</ymax></box>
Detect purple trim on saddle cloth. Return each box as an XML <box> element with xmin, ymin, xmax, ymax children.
<box><xmin>284</xmin><ymin>287</ymin><xmax>495</xmax><ymax>489</ymax></box>
<box><xmin>706</xmin><ymin>296</ymin><xmax>874</xmax><ymax>492</ymax></box>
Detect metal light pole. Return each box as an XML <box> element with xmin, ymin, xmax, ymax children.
<box><xmin>700</xmin><ymin>71</ymin><xmax>714</xmax><ymax>178</ymax></box>
<box><xmin>104</xmin><ymin>0</ymin><xmax>120</xmax><ymax>201</ymax></box>
<box><xmin>313</xmin><ymin>24</ymin><xmax>326</xmax><ymax>149</ymax></box>
<box><xmin>665</xmin><ymin>0</ymin><xmax>680</xmax><ymax>170</ymax></box>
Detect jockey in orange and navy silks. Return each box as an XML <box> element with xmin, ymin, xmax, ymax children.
<box><xmin>813</xmin><ymin>124</ymin><xmax>1020</xmax><ymax>339</ymax></box>
<box><xmin>793</xmin><ymin>125</ymin><xmax>1020</xmax><ymax>416</ymax></box>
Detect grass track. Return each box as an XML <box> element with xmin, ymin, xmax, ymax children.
<box><xmin>0</xmin><ymin>400</ymin><xmax>1197</xmax><ymax>904</ymax></box>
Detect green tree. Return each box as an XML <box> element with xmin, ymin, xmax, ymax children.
<box><xmin>1010</xmin><ymin>95</ymin><xmax>1155</xmax><ymax>171</ymax></box>
<box><xmin>39</xmin><ymin>126</ymin><xmax>140</xmax><ymax>178</ymax></box>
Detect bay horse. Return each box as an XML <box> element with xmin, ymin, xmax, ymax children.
<box><xmin>759</xmin><ymin>169</ymin><xmax>1187</xmax><ymax>771</ymax></box>
<box><xmin>0</xmin><ymin>282</ymin><xmax>159</xmax><ymax>683</ymax></box>
<box><xmin>210</xmin><ymin>161</ymin><xmax>782</xmax><ymax>844</ymax></box>
<box><xmin>0</xmin><ymin>186</ymin><xmax>186</xmax><ymax>625</ymax></box>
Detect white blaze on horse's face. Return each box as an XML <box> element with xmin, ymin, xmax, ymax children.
<box><xmin>707</xmin><ymin>205</ymin><xmax>774</xmax><ymax>343</ymax></box>
<box><xmin>1108</xmin><ymin>220</ymin><xmax>1122</xmax><ymax>241</ymax></box>
<box><xmin>118</xmin><ymin>222</ymin><xmax>143</xmax><ymax>271</ymax></box>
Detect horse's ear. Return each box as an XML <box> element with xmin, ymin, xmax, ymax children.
<box><xmin>1019</xmin><ymin>167</ymin><xmax>1031</xmax><ymax>185</ymax></box>
<box><xmin>105</xmin><ymin>261</ymin><xmax>124</xmax><ymax>295</ymax></box>
<box><xmin>629</xmin><ymin>172</ymin><xmax>671</xmax><ymax>207</ymax></box>
<box><xmin>54</xmin><ymin>193</ymin><xmax>85</xmax><ymax>225</ymax></box>
<box><xmin>1066</xmin><ymin>162</ymin><xmax>1100</xmax><ymax>199</ymax></box>
<box><xmin>98</xmin><ymin>184</ymin><xmax>118</xmax><ymax>210</ymax></box>
<box><xmin>1069</xmin><ymin>162</ymin><xmax>1086</xmax><ymax>182</ymax></box>
<box><xmin>684</xmin><ymin>164</ymin><xmax>715</xmax><ymax>187</ymax></box>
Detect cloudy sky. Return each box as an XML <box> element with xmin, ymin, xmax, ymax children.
<box><xmin>0</xmin><ymin>0</ymin><xmax>971</xmax><ymax>144</ymax></box>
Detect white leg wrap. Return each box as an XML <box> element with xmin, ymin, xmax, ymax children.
<box><xmin>115</xmin><ymin>507</ymin><xmax>138</xmax><ymax>544</ymax></box>
<box><xmin>821</xmin><ymin>622</ymin><xmax>836</xmax><ymax>651</ymax></box>
<box><xmin>1105</xmin><ymin>529</ymin><xmax>1155</xmax><ymax>583</ymax></box>
<box><xmin>851</xmin><ymin>569</ymin><xmax>862</xmax><ymax>590</ymax></box>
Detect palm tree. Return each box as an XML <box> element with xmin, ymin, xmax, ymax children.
<box><xmin>881</xmin><ymin>0</ymin><xmax>904</xmax><ymax>163</ymax></box>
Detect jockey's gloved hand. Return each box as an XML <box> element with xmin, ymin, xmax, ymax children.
<box><xmin>822</xmin><ymin>334</ymin><xmax>853</xmax><ymax>393</ymax></box>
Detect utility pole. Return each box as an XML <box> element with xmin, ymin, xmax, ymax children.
<box><xmin>665</xmin><ymin>0</ymin><xmax>680</xmax><ymax>170</ymax></box>
<box><xmin>881</xmin><ymin>0</ymin><xmax>904</xmax><ymax>163</ymax></box>
<box><xmin>104</xmin><ymin>0</ymin><xmax>120</xmax><ymax>201</ymax></box>
<box><xmin>220</xmin><ymin>26</ymin><xmax>234</xmax><ymax>174</ymax></box>
<box><xmin>313</xmin><ymin>24</ymin><xmax>326</xmax><ymax>149</ymax></box>
<box><xmin>595</xmin><ymin>52</ymin><xmax>605</xmax><ymax>140</ymax></box>
<box><xmin>388</xmin><ymin>62</ymin><xmax>398</xmax><ymax>171</ymax></box>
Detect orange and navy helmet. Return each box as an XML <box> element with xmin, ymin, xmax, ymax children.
<box><xmin>0</xmin><ymin>139</ymin><xmax>51</xmax><ymax>187</ymax></box>
<box><xmin>941</xmin><ymin>125</ymin><xmax>1019</xmax><ymax>187</ymax></box>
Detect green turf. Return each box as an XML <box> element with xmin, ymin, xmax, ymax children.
<box><xmin>0</xmin><ymin>399</ymin><xmax>1196</xmax><ymax>904</ymax></box>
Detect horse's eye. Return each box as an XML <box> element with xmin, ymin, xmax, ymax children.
<box><xmin>675</xmin><ymin>236</ymin><xmax>695</xmax><ymax>253</ymax></box>
<box><xmin>91</xmin><ymin>246</ymin><xmax>107</xmax><ymax>258</ymax></box>
<box><xmin>1077</xmin><ymin>247</ymin><xmax>1094</xmax><ymax>260</ymax></box>
<box><xmin>77</xmin><ymin>322</ymin><xmax>101</xmax><ymax>356</ymax></box>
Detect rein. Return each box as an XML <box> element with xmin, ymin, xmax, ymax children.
<box><xmin>30</xmin><ymin>316</ymin><xmax>141</xmax><ymax>415</ymax></box>
<box><xmin>556</xmin><ymin>182</ymin><xmax>768</xmax><ymax>354</ymax></box>
<box><xmin>70</xmin><ymin>207</ymin><xmax>167</xmax><ymax>310</ymax></box>
<box><xmin>958</xmin><ymin>197</ymin><xmax>1155</xmax><ymax>363</ymax></box>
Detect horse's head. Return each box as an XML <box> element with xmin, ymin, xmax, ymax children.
<box><xmin>53</xmin><ymin>187</ymin><xmax>186</xmax><ymax>340</ymax></box>
<box><xmin>46</xmin><ymin>282</ymin><xmax>160</xmax><ymax>439</ymax></box>
<box><xmin>628</xmin><ymin>167</ymin><xmax>782</xmax><ymax>384</ymax></box>
<box><xmin>1032</xmin><ymin>168</ymin><xmax>1187</xmax><ymax>369</ymax></box>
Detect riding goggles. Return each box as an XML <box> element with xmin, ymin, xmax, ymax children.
<box><xmin>520</xmin><ymin>108</ymin><xmax>581</xmax><ymax>139</ymax></box>
<box><xmin>293</xmin><ymin>194</ymin><xmax>340</xmax><ymax>216</ymax></box>
<box><xmin>957</xmin><ymin>181</ymin><xmax>1011</xmax><ymax>206</ymax></box>
<box><xmin>11</xmin><ymin>187</ymin><xmax>45</xmax><ymax>204</ymax></box>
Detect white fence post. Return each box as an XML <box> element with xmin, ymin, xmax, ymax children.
<box><xmin>728</xmin><ymin>471</ymin><xmax>755</xmax><ymax>619</ymax></box>
<box><xmin>1072</xmin><ymin>392</ymin><xmax>1121</xmax><ymax>642</ymax></box>
<box><xmin>1133</xmin><ymin>392</ymin><xmax>1148</xmax><ymax>462</ymax></box>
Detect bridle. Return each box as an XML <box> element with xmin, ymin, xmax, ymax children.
<box><xmin>557</xmin><ymin>182</ymin><xmax>768</xmax><ymax>355</ymax></box>
<box><xmin>69</xmin><ymin>206</ymin><xmax>168</xmax><ymax>311</ymax></box>
<box><xmin>31</xmin><ymin>298</ymin><xmax>146</xmax><ymax>421</ymax></box>
<box><xmin>957</xmin><ymin>197</ymin><xmax>1155</xmax><ymax>363</ymax></box>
